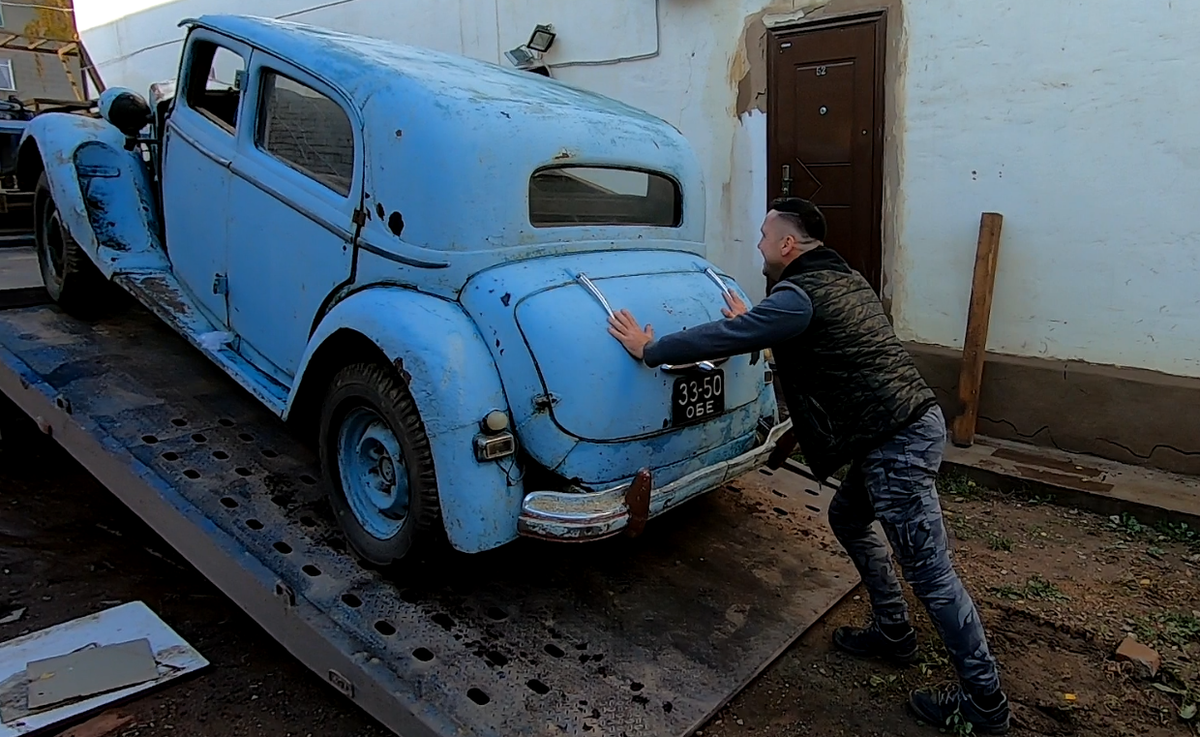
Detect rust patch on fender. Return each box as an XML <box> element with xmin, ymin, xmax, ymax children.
<box><xmin>392</xmin><ymin>357</ymin><xmax>411</xmax><ymax>384</ymax></box>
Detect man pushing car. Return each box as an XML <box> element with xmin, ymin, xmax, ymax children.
<box><xmin>607</xmin><ymin>197</ymin><xmax>1010</xmax><ymax>734</ymax></box>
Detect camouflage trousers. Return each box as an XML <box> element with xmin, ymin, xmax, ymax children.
<box><xmin>828</xmin><ymin>405</ymin><xmax>1001</xmax><ymax>694</ymax></box>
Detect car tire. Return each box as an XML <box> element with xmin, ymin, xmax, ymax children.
<box><xmin>34</xmin><ymin>172</ymin><xmax>112</xmax><ymax>317</ymax></box>
<box><xmin>319</xmin><ymin>362</ymin><xmax>442</xmax><ymax>567</ymax></box>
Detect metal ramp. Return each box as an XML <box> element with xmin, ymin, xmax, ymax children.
<box><xmin>0</xmin><ymin>267</ymin><xmax>856</xmax><ymax>736</ymax></box>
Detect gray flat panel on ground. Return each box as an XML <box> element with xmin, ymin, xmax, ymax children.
<box><xmin>26</xmin><ymin>638</ymin><xmax>159</xmax><ymax>709</ymax></box>
<box><xmin>0</xmin><ymin>302</ymin><xmax>856</xmax><ymax>736</ymax></box>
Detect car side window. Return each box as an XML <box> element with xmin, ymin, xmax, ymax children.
<box><xmin>185</xmin><ymin>41</ymin><xmax>246</xmax><ymax>133</ymax></box>
<box><xmin>257</xmin><ymin>71</ymin><xmax>355</xmax><ymax>197</ymax></box>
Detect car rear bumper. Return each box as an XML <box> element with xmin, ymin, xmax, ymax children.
<box><xmin>517</xmin><ymin>419</ymin><xmax>793</xmax><ymax>541</ymax></box>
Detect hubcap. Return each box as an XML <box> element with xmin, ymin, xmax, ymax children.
<box><xmin>336</xmin><ymin>406</ymin><xmax>410</xmax><ymax>540</ymax></box>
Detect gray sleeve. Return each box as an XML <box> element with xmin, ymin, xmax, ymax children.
<box><xmin>642</xmin><ymin>283</ymin><xmax>813</xmax><ymax>367</ymax></box>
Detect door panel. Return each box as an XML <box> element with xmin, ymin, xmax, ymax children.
<box><xmin>769</xmin><ymin>18</ymin><xmax>885</xmax><ymax>292</ymax></box>
<box><xmin>226</xmin><ymin>61</ymin><xmax>359</xmax><ymax>379</ymax></box>
<box><xmin>161</xmin><ymin>37</ymin><xmax>250</xmax><ymax>327</ymax></box>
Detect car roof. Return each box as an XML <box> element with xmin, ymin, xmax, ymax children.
<box><xmin>185</xmin><ymin>14</ymin><xmax>669</xmax><ymax>128</ymax></box>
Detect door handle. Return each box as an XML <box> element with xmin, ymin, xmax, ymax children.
<box><xmin>782</xmin><ymin>164</ymin><xmax>792</xmax><ymax>196</ymax></box>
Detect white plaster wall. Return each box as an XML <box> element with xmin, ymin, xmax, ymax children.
<box><xmin>891</xmin><ymin>0</ymin><xmax>1200</xmax><ymax>378</ymax></box>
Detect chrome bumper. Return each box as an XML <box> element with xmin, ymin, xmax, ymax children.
<box><xmin>517</xmin><ymin>420</ymin><xmax>793</xmax><ymax>542</ymax></box>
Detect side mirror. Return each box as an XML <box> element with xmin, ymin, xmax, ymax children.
<box><xmin>99</xmin><ymin>87</ymin><xmax>154</xmax><ymax>137</ymax></box>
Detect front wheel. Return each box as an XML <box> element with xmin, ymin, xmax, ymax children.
<box><xmin>319</xmin><ymin>363</ymin><xmax>442</xmax><ymax>566</ymax></box>
<box><xmin>34</xmin><ymin>172</ymin><xmax>112</xmax><ymax>317</ymax></box>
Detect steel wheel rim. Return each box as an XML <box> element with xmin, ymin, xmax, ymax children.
<box><xmin>336</xmin><ymin>406</ymin><xmax>410</xmax><ymax>540</ymax></box>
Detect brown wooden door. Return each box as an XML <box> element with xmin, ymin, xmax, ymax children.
<box><xmin>768</xmin><ymin>16</ymin><xmax>885</xmax><ymax>292</ymax></box>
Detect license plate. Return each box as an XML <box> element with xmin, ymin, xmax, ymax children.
<box><xmin>671</xmin><ymin>370</ymin><xmax>725</xmax><ymax>427</ymax></box>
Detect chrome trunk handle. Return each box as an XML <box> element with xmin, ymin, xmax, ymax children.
<box><xmin>704</xmin><ymin>267</ymin><xmax>734</xmax><ymax>298</ymax></box>
<box><xmin>575</xmin><ymin>273</ymin><xmax>615</xmax><ymax>319</ymax></box>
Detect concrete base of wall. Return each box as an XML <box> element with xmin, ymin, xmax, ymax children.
<box><xmin>908</xmin><ymin>343</ymin><xmax>1200</xmax><ymax>477</ymax></box>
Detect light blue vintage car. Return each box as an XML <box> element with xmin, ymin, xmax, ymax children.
<box><xmin>16</xmin><ymin>14</ymin><xmax>787</xmax><ymax>565</ymax></box>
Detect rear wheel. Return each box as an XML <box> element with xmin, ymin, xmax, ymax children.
<box><xmin>319</xmin><ymin>362</ymin><xmax>442</xmax><ymax>566</ymax></box>
<box><xmin>34</xmin><ymin>172</ymin><xmax>111</xmax><ymax>317</ymax></box>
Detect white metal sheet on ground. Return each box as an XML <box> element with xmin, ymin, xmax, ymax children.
<box><xmin>0</xmin><ymin>601</ymin><xmax>208</xmax><ymax>735</ymax></box>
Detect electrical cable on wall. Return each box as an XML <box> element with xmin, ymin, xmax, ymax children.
<box><xmin>548</xmin><ymin>0</ymin><xmax>660</xmax><ymax>69</ymax></box>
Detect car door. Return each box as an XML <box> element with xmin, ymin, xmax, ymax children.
<box><xmin>161</xmin><ymin>32</ymin><xmax>252</xmax><ymax>327</ymax></box>
<box><xmin>225</xmin><ymin>54</ymin><xmax>360</xmax><ymax>380</ymax></box>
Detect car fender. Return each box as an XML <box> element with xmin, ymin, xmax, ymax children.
<box><xmin>290</xmin><ymin>287</ymin><xmax>522</xmax><ymax>554</ymax></box>
<box><xmin>18</xmin><ymin>113</ymin><xmax>167</xmax><ymax>276</ymax></box>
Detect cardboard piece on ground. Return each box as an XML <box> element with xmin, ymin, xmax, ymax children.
<box><xmin>0</xmin><ymin>601</ymin><xmax>207</xmax><ymax>736</ymax></box>
<box><xmin>26</xmin><ymin>638</ymin><xmax>159</xmax><ymax>710</ymax></box>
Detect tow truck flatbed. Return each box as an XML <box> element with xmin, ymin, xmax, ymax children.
<box><xmin>0</xmin><ymin>266</ymin><xmax>856</xmax><ymax>736</ymax></box>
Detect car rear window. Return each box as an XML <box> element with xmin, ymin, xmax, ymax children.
<box><xmin>529</xmin><ymin>166</ymin><xmax>681</xmax><ymax>228</ymax></box>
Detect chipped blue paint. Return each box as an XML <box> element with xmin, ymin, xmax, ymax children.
<box><xmin>292</xmin><ymin>288</ymin><xmax>520</xmax><ymax>554</ymax></box>
<box><xmin>19</xmin><ymin>115</ymin><xmax>167</xmax><ymax>274</ymax></box>
<box><xmin>23</xmin><ymin>14</ymin><xmax>780</xmax><ymax>555</ymax></box>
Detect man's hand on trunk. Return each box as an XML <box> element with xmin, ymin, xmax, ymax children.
<box><xmin>722</xmin><ymin>291</ymin><xmax>748</xmax><ymax>318</ymax></box>
<box><xmin>608</xmin><ymin>309</ymin><xmax>655</xmax><ymax>361</ymax></box>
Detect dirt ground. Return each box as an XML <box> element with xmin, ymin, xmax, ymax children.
<box><xmin>2</xmin><ymin>398</ymin><xmax>1198</xmax><ymax>736</ymax></box>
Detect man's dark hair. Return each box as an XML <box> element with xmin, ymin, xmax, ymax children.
<box><xmin>769</xmin><ymin>197</ymin><xmax>826</xmax><ymax>242</ymax></box>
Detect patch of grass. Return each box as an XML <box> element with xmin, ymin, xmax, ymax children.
<box><xmin>948</xmin><ymin>516</ymin><xmax>979</xmax><ymax>541</ymax></box>
<box><xmin>986</xmin><ymin>531</ymin><xmax>1014</xmax><ymax>552</ymax></box>
<box><xmin>1104</xmin><ymin>512</ymin><xmax>1200</xmax><ymax>552</ymax></box>
<box><xmin>939</xmin><ymin>469</ymin><xmax>983</xmax><ymax>501</ymax></box>
<box><xmin>990</xmin><ymin>584</ymin><xmax>1024</xmax><ymax>601</ymax></box>
<box><xmin>1133</xmin><ymin>615</ymin><xmax>1159</xmax><ymax>644</ymax></box>
<box><xmin>1162</xmin><ymin>612</ymin><xmax>1200</xmax><ymax>649</ymax></box>
<box><xmin>1157</xmin><ymin>520</ymin><xmax>1200</xmax><ymax>548</ymax></box>
<box><xmin>1130</xmin><ymin>612</ymin><xmax>1200</xmax><ymax>650</ymax></box>
<box><xmin>1110</xmin><ymin>512</ymin><xmax>1150</xmax><ymax>537</ymax></box>
<box><xmin>866</xmin><ymin>673</ymin><xmax>900</xmax><ymax>693</ymax></box>
<box><xmin>916</xmin><ymin>642</ymin><xmax>951</xmax><ymax>678</ymax></box>
<box><xmin>989</xmin><ymin>575</ymin><xmax>1069</xmax><ymax>603</ymax></box>
<box><xmin>1025</xmin><ymin>574</ymin><xmax>1070</xmax><ymax>602</ymax></box>
<box><xmin>943</xmin><ymin>708</ymin><xmax>977</xmax><ymax>736</ymax></box>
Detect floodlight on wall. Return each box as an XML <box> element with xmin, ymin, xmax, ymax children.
<box><xmin>504</xmin><ymin>46</ymin><xmax>537</xmax><ymax>68</ymax></box>
<box><xmin>527</xmin><ymin>24</ymin><xmax>556</xmax><ymax>53</ymax></box>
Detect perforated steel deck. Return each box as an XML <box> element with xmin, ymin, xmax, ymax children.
<box><xmin>0</xmin><ymin>298</ymin><xmax>856</xmax><ymax>737</ymax></box>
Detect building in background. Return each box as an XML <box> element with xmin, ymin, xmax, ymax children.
<box><xmin>0</xmin><ymin>0</ymin><xmax>84</xmax><ymax>102</ymax></box>
<box><xmin>71</xmin><ymin>0</ymin><xmax>1200</xmax><ymax>478</ymax></box>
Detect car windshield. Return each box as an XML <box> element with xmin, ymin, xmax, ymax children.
<box><xmin>529</xmin><ymin>166</ymin><xmax>681</xmax><ymax>228</ymax></box>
